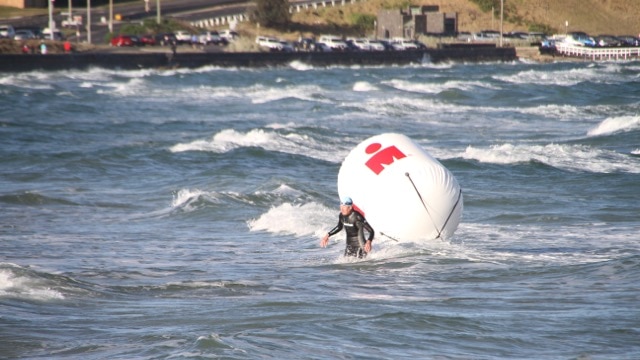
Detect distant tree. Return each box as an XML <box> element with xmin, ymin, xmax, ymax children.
<box><xmin>253</xmin><ymin>0</ymin><xmax>291</xmax><ymax>29</ymax></box>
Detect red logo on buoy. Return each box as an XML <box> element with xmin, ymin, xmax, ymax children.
<box><xmin>364</xmin><ymin>142</ymin><xmax>406</xmax><ymax>175</ymax></box>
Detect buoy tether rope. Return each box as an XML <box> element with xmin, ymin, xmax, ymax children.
<box><xmin>437</xmin><ymin>188</ymin><xmax>462</xmax><ymax>239</ymax></box>
<box><xmin>405</xmin><ymin>172</ymin><xmax>441</xmax><ymax>238</ymax></box>
<box><xmin>380</xmin><ymin>232</ymin><xmax>399</xmax><ymax>242</ymax></box>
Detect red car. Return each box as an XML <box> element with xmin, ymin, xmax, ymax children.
<box><xmin>139</xmin><ymin>35</ymin><xmax>156</xmax><ymax>46</ymax></box>
<box><xmin>110</xmin><ymin>35</ymin><xmax>135</xmax><ymax>47</ymax></box>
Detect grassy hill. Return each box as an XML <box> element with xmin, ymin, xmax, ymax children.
<box><xmin>288</xmin><ymin>0</ymin><xmax>640</xmax><ymax>37</ymax></box>
<box><xmin>3</xmin><ymin>0</ymin><xmax>638</xmax><ymax>37</ymax></box>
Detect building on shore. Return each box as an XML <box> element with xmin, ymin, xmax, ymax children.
<box><xmin>0</xmin><ymin>0</ymin><xmax>47</xmax><ymax>8</ymax></box>
<box><xmin>377</xmin><ymin>5</ymin><xmax>457</xmax><ymax>39</ymax></box>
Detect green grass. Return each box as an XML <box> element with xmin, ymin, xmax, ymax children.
<box><xmin>0</xmin><ymin>6</ymin><xmax>48</xmax><ymax>19</ymax></box>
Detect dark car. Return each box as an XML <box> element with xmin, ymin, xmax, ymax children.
<box><xmin>344</xmin><ymin>39</ymin><xmax>360</xmax><ymax>51</ymax></box>
<box><xmin>378</xmin><ymin>39</ymin><xmax>396</xmax><ymax>51</ymax></box>
<box><xmin>617</xmin><ymin>35</ymin><xmax>640</xmax><ymax>47</ymax></box>
<box><xmin>595</xmin><ymin>35</ymin><xmax>621</xmax><ymax>47</ymax></box>
<box><xmin>14</xmin><ymin>26</ymin><xmax>42</xmax><ymax>39</ymax></box>
<box><xmin>155</xmin><ymin>33</ymin><xmax>177</xmax><ymax>46</ymax></box>
<box><xmin>413</xmin><ymin>40</ymin><xmax>427</xmax><ymax>50</ymax></box>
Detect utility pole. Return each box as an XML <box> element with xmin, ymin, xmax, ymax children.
<box><xmin>157</xmin><ymin>0</ymin><xmax>161</xmax><ymax>24</ymax></box>
<box><xmin>499</xmin><ymin>0</ymin><xmax>504</xmax><ymax>47</ymax></box>
<box><xmin>48</xmin><ymin>0</ymin><xmax>54</xmax><ymax>40</ymax></box>
<box><xmin>108</xmin><ymin>0</ymin><xmax>113</xmax><ymax>33</ymax></box>
<box><xmin>86</xmin><ymin>0</ymin><xmax>91</xmax><ymax>44</ymax></box>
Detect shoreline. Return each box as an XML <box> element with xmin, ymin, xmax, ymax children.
<box><xmin>0</xmin><ymin>45</ymin><xmax>518</xmax><ymax>72</ymax></box>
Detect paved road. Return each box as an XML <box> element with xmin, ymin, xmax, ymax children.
<box><xmin>4</xmin><ymin>0</ymin><xmax>251</xmax><ymax>44</ymax></box>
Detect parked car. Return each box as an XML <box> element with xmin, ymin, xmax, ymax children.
<box><xmin>14</xmin><ymin>29</ymin><xmax>36</xmax><ymax>40</ymax></box>
<box><xmin>155</xmin><ymin>33</ymin><xmax>177</xmax><ymax>46</ymax></box>
<box><xmin>391</xmin><ymin>38</ymin><xmax>419</xmax><ymax>50</ymax></box>
<box><xmin>314</xmin><ymin>42</ymin><xmax>332</xmax><ymax>52</ymax></box>
<box><xmin>479</xmin><ymin>30</ymin><xmax>500</xmax><ymax>38</ymax></box>
<box><xmin>457</xmin><ymin>32</ymin><xmax>473</xmax><ymax>42</ymax></box>
<box><xmin>594</xmin><ymin>35</ymin><xmax>621</xmax><ymax>47</ymax></box>
<box><xmin>413</xmin><ymin>40</ymin><xmax>427</xmax><ymax>49</ymax></box>
<box><xmin>110</xmin><ymin>35</ymin><xmax>135</xmax><ymax>47</ymax></box>
<box><xmin>318</xmin><ymin>35</ymin><xmax>348</xmax><ymax>51</ymax></box>
<box><xmin>61</xmin><ymin>18</ymin><xmax>82</xmax><ymax>27</ymax></box>
<box><xmin>139</xmin><ymin>34</ymin><xmax>156</xmax><ymax>46</ymax></box>
<box><xmin>279</xmin><ymin>40</ymin><xmax>295</xmax><ymax>52</ymax></box>
<box><xmin>174</xmin><ymin>30</ymin><xmax>192</xmax><ymax>44</ymax></box>
<box><xmin>378</xmin><ymin>39</ymin><xmax>395</xmax><ymax>51</ymax></box>
<box><xmin>199</xmin><ymin>31</ymin><xmax>226</xmax><ymax>45</ymax></box>
<box><xmin>219</xmin><ymin>29</ymin><xmax>239</xmax><ymax>41</ymax></box>
<box><xmin>366</xmin><ymin>40</ymin><xmax>387</xmax><ymax>51</ymax></box>
<box><xmin>14</xmin><ymin>26</ymin><xmax>42</xmax><ymax>39</ymax></box>
<box><xmin>343</xmin><ymin>39</ymin><xmax>360</xmax><ymax>51</ymax></box>
<box><xmin>564</xmin><ymin>32</ymin><xmax>596</xmax><ymax>47</ymax></box>
<box><xmin>348</xmin><ymin>38</ymin><xmax>372</xmax><ymax>51</ymax></box>
<box><xmin>256</xmin><ymin>36</ymin><xmax>285</xmax><ymax>51</ymax></box>
<box><xmin>42</xmin><ymin>27</ymin><xmax>64</xmax><ymax>41</ymax></box>
<box><xmin>617</xmin><ymin>35</ymin><xmax>640</xmax><ymax>47</ymax></box>
<box><xmin>0</xmin><ymin>24</ymin><xmax>15</xmax><ymax>39</ymax></box>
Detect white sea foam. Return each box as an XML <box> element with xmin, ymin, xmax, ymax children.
<box><xmin>171</xmin><ymin>189</ymin><xmax>220</xmax><ymax>211</ymax></box>
<box><xmin>383</xmin><ymin>78</ymin><xmax>496</xmax><ymax>94</ymax></box>
<box><xmin>495</xmin><ymin>64</ymin><xmax>624</xmax><ymax>86</ymax></box>
<box><xmin>248</xmin><ymin>201</ymin><xmax>334</xmax><ymax>237</ymax></box>
<box><xmin>289</xmin><ymin>60</ymin><xmax>314</xmax><ymax>71</ymax></box>
<box><xmin>0</xmin><ymin>72</ymin><xmax>54</xmax><ymax>90</ymax></box>
<box><xmin>518</xmin><ymin>104</ymin><xmax>584</xmax><ymax>120</ymax></box>
<box><xmin>587</xmin><ymin>115</ymin><xmax>640</xmax><ymax>136</ymax></box>
<box><xmin>0</xmin><ymin>267</ymin><xmax>64</xmax><ymax>301</ymax></box>
<box><xmin>248</xmin><ymin>83</ymin><xmax>328</xmax><ymax>104</ymax></box>
<box><xmin>96</xmin><ymin>77</ymin><xmax>147</xmax><ymax>96</ymax></box>
<box><xmin>462</xmin><ymin>143</ymin><xmax>640</xmax><ymax>173</ymax></box>
<box><xmin>353</xmin><ymin>81</ymin><xmax>379</xmax><ymax>92</ymax></box>
<box><xmin>257</xmin><ymin>184</ymin><xmax>304</xmax><ymax>198</ymax></box>
<box><xmin>170</xmin><ymin>128</ymin><xmax>347</xmax><ymax>162</ymax></box>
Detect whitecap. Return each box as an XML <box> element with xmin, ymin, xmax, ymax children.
<box><xmin>169</xmin><ymin>128</ymin><xmax>347</xmax><ymax>162</ymax></box>
<box><xmin>353</xmin><ymin>81</ymin><xmax>379</xmax><ymax>92</ymax></box>
<box><xmin>462</xmin><ymin>143</ymin><xmax>640</xmax><ymax>173</ymax></box>
<box><xmin>495</xmin><ymin>65</ymin><xmax>623</xmax><ymax>86</ymax></box>
<box><xmin>383</xmin><ymin>78</ymin><xmax>495</xmax><ymax>94</ymax></box>
<box><xmin>0</xmin><ymin>267</ymin><xmax>65</xmax><ymax>301</ymax></box>
<box><xmin>171</xmin><ymin>188</ymin><xmax>222</xmax><ymax>211</ymax></box>
<box><xmin>289</xmin><ymin>60</ymin><xmax>313</xmax><ymax>71</ymax></box>
<box><xmin>248</xmin><ymin>83</ymin><xmax>327</xmax><ymax>104</ymax></box>
<box><xmin>248</xmin><ymin>202</ymin><xmax>333</xmax><ymax>237</ymax></box>
<box><xmin>587</xmin><ymin>115</ymin><xmax>640</xmax><ymax>136</ymax></box>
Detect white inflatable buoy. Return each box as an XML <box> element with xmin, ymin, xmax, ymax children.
<box><xmin>337</xmin><ymin>133</ymin><xmax>463</xmax><ymax>242</ymax></box>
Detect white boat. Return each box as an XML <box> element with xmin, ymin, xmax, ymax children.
<box><xmin>337</xmin><ymin>133</ymin><xmax>463</xmax><ymax>242</ymax></box>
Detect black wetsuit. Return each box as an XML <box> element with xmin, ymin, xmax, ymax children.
<box><xmin>327</xmin><ymin>210</ymin><xmax>375</xmax><ymax>258</ymax></box>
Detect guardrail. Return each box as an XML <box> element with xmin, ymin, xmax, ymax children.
<box><xmin>556</xmin><ymin>43</ymin><xmax>640</xmax><ymax>60</ymax></box>
<box><xmin>190</xmin><ymin>0</ymin><xmax>362</xmax><ymax>28</ymax></box>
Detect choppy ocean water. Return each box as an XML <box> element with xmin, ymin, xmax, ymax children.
<box><xmin>1</xmin><ymin>59</ymin><xmax>639</xmax><ymax>359</ymax></box>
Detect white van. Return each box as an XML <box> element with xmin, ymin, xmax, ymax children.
<box><xmin>256</xmin><ymin>36</ymin><xmax>284</xmax><ymax>51</ymax></box>
<box><xmin>219</xmin><ymin>29</ymin><xmax>239</xmax><ymax>41</ymax></box>
<box><xmin>318</xmin><ymin>35</ymin><xmax>347</xmax><ymax>51</ymax></box>
<box><xmin>0</xmin><ymin>24</ymin><xmax>15</xmax><ymax>39</ymax></box>
<box><xmin>42</xmin><ymin>27</ymin><xmax>64</xmax><ymax>41</ymax></box>
<box><xmin>390</xmin><ymin>38</ymin><xmax>418</xmax><ymax>50</ymax></box>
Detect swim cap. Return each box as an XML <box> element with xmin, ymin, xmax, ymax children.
<box><xmin>341</xmin><ymin>196</ymin><xmax>353</xmax><ymax>206</ymax></box>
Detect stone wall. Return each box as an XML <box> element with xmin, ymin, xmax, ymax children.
<box><xmin>0</xmin><ymin>46</ymin><xmax>517</xmax><ymax>72</ymax></box>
